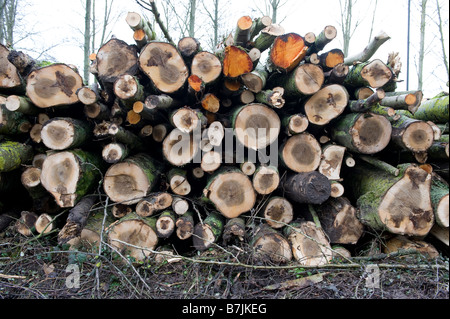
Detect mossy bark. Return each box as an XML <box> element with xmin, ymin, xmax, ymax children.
<box><xmin>0</xmin><ymin>140</ymin><xmax>33</xmax><ymax>172</ymax></box>
<box><xmin>413</xmin><ymin>95</ymin><xmax>448</xmax><ymax>124</ymax></box>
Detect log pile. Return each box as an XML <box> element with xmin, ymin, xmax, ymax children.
<box><xmin>0</xmin><ymin>12</ymin><xmax>448</xmax><ymax>266</ymax></box>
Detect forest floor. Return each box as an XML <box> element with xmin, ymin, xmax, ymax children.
<box><xmin>0</xmin><ymin>223</ymin><xmax>448</xmax><ymax>303</ymax></box>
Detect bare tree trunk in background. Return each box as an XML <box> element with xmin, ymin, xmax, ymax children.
<box><xmin>339</xmin><ymin>0</ymin><xmax>354</xmax><ymax>56</ymax></box>
<box><xmin>202</xmin><ymin>0</ymin><xmax>220</xmax><ymax>50</ymax></box>
<box><xmin>84</xmin><ymin>0</ymin><xmax>92</xmax><ymax>84</ymax></box>
<box><xmin>254</xmin><ymin>0</ymin><xmax>287</xmax><ymax>25</ymax></box>
<box><xmin>0</xmin><ymin>0</ymin><xmax>18</xmax><ymax>46</ymax></box>
<box><xmin>418</xmin><ymin>0</ymin><xmax>427</xmax><ymax>90</ymax></box>
<box><xmin>368</xmin><ymin>0</ymin><xmax>378</xmax><ymax>41</ymax></box>
<box><xmin>92</xmin><ymin>0</ymin><xmax>96</xmax><ymax>53</ymax></box>
<box><xmin>435</xmin><ymin>0</ymin><xmax>449</xmax><ymax>81</ymax></box>
<box><xmin>189</xmin><ymin>0</ymin><xmax>196</xmax><ymax>37</ymax></box>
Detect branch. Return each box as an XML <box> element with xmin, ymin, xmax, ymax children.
<box><xmin>136</xmin><ymin>0</ymin><xmax>175</xmax><ymax>46</ymax></box>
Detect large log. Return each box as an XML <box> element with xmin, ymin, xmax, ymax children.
<box><xmin>304</xmin><ymin>84</ymin><xmax>349</xmax><ymax>125</ymax></box>
<box><xmin>40</xmin><ymin>150</ymin><xmax>103</xmax><ymax>207</ymax></box>
<box><xmin>41</xmin><ymin>117</ymin><xmax>92</xmax><ymax>150</ymax></box>
<box><xmin>269</xmin><ymin>33</ymin><xmax>308</xmax><ymax>73</ymax></box>
<box><xmin>280</xmin><ymin>133</ymin><xmax>322</xmax><ymax>173</ymax></box>
<box><xmin>26</xmin><ymin>63</ymin><xmax>84</xmax><ymax>108</ymax></box>
<box><xmin>139</xmin><ymin>41</ymin><xmax>188</xmax><ymax>94</ymax></box>
<box><xmin>272</xmin><ymin>63</ymin><xmax>324</xmax><ymax>98</ymax></box>
<box><xmin>203</xmin><ymin>167</ymin><xmax>256</xmax><ymax>219</ymax></box>
<box><xmin>0</xmin><ymin>44</ymin><xmax>24</xmax><ymax>93</ymax></box>
<box><xmin>347</xmin><ymin>163</ymin><xmax>434</xmax><ymax>236</ymax></box>
<box><xmin>103</xmin><ymin>153</ymin><xmax>161</xmax><ymax>205</ymax></box>
<box><xmin>251</xmin><ymin>224</ymin><xmax>292</xmax><ymax>263</ymax></box>
<box><xmin>222</xmin><ymin>46</ymin><xmax>253</xmax><ymax>78</ymax></box>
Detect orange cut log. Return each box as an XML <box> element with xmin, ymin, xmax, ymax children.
<box><xmin>270</xmin><ymin>33</ymin><xmax>308</xmax><ymax>72</ymax></box>
<box><xmin>222</xmin><ymin>46</ymin><xmax>253</xmax><ymax>78</ymax></box>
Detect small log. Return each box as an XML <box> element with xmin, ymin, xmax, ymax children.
<box><xmin>314</xmin><ymin>197</ymin><xmax>364</xmax><ymax>244</ymax></box>
<box><xmin>280</xmin><ymin>133</ymin><xmax>322</xmax><ymax>173</ymax></box>
<box><xmin>252</xmin><ymin>165</ymin><xmax>280</xmax><ymax>195</ymax></box>
<box><xmin>178</xmin><ymin>37</ymin><xmax>201</xmax><ymax>60</ymax></box>
<box><xmin>380</xmin><ymin>93</ymin><xmax>421</xmax><ymax>114</ymax></box>
<box><xmin>318</xmin><ymin>144</ymin><xmax>346</xmax><ymax>180</ymax></box>
<box><xmin>26</xmin><ymin>63</ymin><xmax>84</xmax><ymax>108</ymax></box>
<box><xmin>240</xmin><ymin>161</ymin><xmax>256</xmax><ymax>176</ymax></box>
<box><xmin>41</xmin><ymin>117</ymin><xmax>92</xmax><ymax>150</ymax></box>
<box><xmin>170</xmin><ymin>107</ymin><xmax>207</xmax><ymax>134</ymax></box>
<box><xmin>35</xmin><ymin>213</ymin><xmax>54</xmax><ymax>235</ymax></box>
<box><xmin>283</xmin><ymin>220</ymin><xmax>333</xmax><ymax>266</ymax></box>
<box><xmin>84</xmin><ymin>102</ymin><xmax>111</xmax><ymax>121</ymax></box>
<box><xmin>347</xmin><ymin>89</ymin><xmax>385</xmax><ymax>113</ymax></box>
<box><xmin>203</xmin><ymin>167</ymin><xmax>256</xmax><ymax>219</ymax></box>
<box><xmin>201</xmin><ymin>151</ymin><xmax>222</xmax><ymax>174</ymax></box>
<box><xmin>139</xmin><ymin>41</ymin><xmax>188</xmax><ymax>94</ymax></box>
<box><xmin>330</xmin><ymin>181</ymin><xmax>345</xmax><ymax>198</ymax></box>
<box><xmin>77</xmin><ymin>85</ymin><xmax>100</xmax><ymax>105</ymax></box>
<box><xmin>112</xmin><ymin>204</ymin><xmax>132</xmax><ymax>219</ymax></box>
<box><xmin>304</xmin><ymin>84</ymin><xmax>349</xmax><ymax>126</ymax></box>
<box><xmin>201</xmin><ymin>93</ymin><xmax>221</xmax><ymax>113</ymax></box>
<box><xmin>232</xmin><ymin>103</ymin><xmax>280</xmax><ymax>150</ymax></box>
<box><xmin>354</xmin><ymin>87</ymin><xmax>374</xmax><ymax>100</ymax></box>
<box><xmin>255</xmin><ymin>87</ymin><xmax>285</xmax><ymax>109</ymax></box>
<box><xmin>176</xmin><ymin>210</ymin><xmax>194</xmax><ymax>240</ymax></box>
<box><xmin>330</xmin><ymin>112</ymin><xmax>392</xmax><ymax>154</ymax></box>
<box><xmin>187</xmin><ymin>74</ymin><xmax>205</xmax><ymax>95</ymax></box>
<box><xmin>193</xmin><ymin>211</ymin><xmax>225</xmax><ymax>251</ymax></box>
<box><xmin>282</xmin><ymin>113</ymin><xmax>309</xmax><ymax>136</ymax></box>
<box><xmin>168</xmin><ymin>168</ymin><xmax>192</xmax><ymax>196</ymax></box>
<box><xmin>307</xmin><ymin>25</ymin><xmax>337</xmax><ymax>54</ymax></box>
<box><xmin>251</xmin><ymin>224</ymin><xmax>292</xmax><ymax>263</ymax></box>
<box><xmin>240</xmin><ymin>64</ymin><xmax>268</xmax><ymax>93</ymax></box>
<box><xmin>428</xmin><ymin>134</ymin><xmax>449</xmax><ymax>161</ymax></box>
<box><xmin>348</xmin><ymin>163</ymin><xmax>434</xmax><ymax>237</ymax></box>
<box><xmin>107</xmin><ymin>213</ymin><xmax>158</xmax><ymax>262</ymax></box>
<box><xmin>0</xmin><ymin>140</ymin><xmax>33</xmax><ymax>172</ymax></box>
<box><xmin>344</xmin><ymin>31</ymin><xmax>391</xmax><ymax>65</ymax></box>
<box><xmin>103</xmin><ymin>153</ymin><xmax>161</xmax><ymax>205</ymax></box>
<box><xmin>344</xmin><ymin>59</ymin><xmax>393</xmax><ymax>89</ymax></box>
<box><xmin>222</xmin><ymin>45</ymin><xmax>253</xmax><ymax>78</ymax></box>
<box><xmin>135</xmin><ymin>192</ymin><xmax>173</xmax><ymax>217</ymax></box>
<box><xmin>152</xmin><ymin>123</ymin><xmax>170</xmax><ymax>143</ymax></box>
<box><xmin>430</xmin><ymin>224</ymin><xmax>449</xmax><ymax>246</ymax></box>
<box><xmin>155</xmin><ymin>210</ymin><xmax>177</xmax><ymax>239</ymax></box>
<box><xmin>93</xmin><ymin>121</ymin><xmax>145</xmax><ymax>151</ymax></box>
<box><xmin>273</xmin><ymin>63</ymin><xmax>324</xmax><ymax>98</ymax></box>
<box><xmin>384</xmin><ymin>235</ymin><xmax>439</xmax><ymax>259</ymax></box>
<box><xmin>0</xmin><ymin>105</ymin><xmax>32</xmax><ymax>135</ymax></box>
<box><xmin>319</xmin><ymin>48</ymin><xmax>345</xmax><ymax>71</ymax></box>
<box><xmin>249</xmin><ymin>16</ymin><xmax>272</xmax><ymax>40</ymax></box>
<box><xmin>113</xmin><ymin>74</ymin><xmax>145</xmax><ymax>108</ymax></box>
<box><xmin>252</xmin><ymin>24</ymin><xmax>285</xmax><ymax>53</ymax></box>
<box><xmin>222</xmin><ymin>217</ymin><xmax>246</xmax><ymax>244</ymax></box>
<box><xmin>280</xmin><ymin>171</ymin><xmax>331</xmax><ymax>205</ymax></box>
<box><xmin>5</xmin><ymin>95</ymin><xmax>39</xmax><ymax>115</ymax></box>
<box><xmin>207</xmin><ymin>121</ymin><xmax>225</xmax><ymax>147</ymax></box>
<box><xmin>355</xmin><ymin>154</ymin><xmax>400</xmax><ymax>176</ymax></box>
<box><xmin>15</xmin><ymin>211</ymin><xmax>38</xmax><ymax>237</ymax></box>
<box><xmin>234</xmin><ymin>16</ymin><xmax>253</xmax><ymax>47</ymax></box>
<box><xmin>102</xmin><ymin>143</ymin><xmax>129</xmax><ymax>164</ymax></box>
<box><xmin>172</xmin><ymin>197</ymin><xmax>189</xmax><ymax>216</ymax></box>
<box><xmin>324</xmin><ymin>63</ymin><xmax>349</xmax><ymax>85</ymax></box>
<box><xmin>262</xmin><ymin>197</ymin><xmax>294</xmax><ymax>229</ymax></box>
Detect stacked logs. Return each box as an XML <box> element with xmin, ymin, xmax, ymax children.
<box><xmin>0</xmin><ymin>12</ymin><xmax>448</xmax><ymax>265</ymax></box>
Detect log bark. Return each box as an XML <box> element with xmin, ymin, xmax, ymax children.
<box><xmin>307</xmin><ymin>25</ymin><xmax>337</xmax><ymax>54</ymax></box>
<box><xmin>330</xmin><ymin>112</ymin><xmax>392</xmax><ymax>154</ymax></box>
<box><xmin>280</xmin><ymin>171</ymin><xmax>331</xmax><ymax>205</ymax></box>
<box><xmin>176</xmin><ymin>210</ymin><xmax>194</xmax><ymax>240</ymax></box>
<box><xmin>413</xmin><ymin>95</ymin><xmax>448</xmax><ymax>124</ymax></box>
<box><xmin>103</xmin><ymin>153</ymin><xmax>161</xmax><ymax>205</ymax></box>
<box><xmin>0</xmin><ymin>105</ymin><xmax>32</xmax><ymax>135</ymax></box>
<box><xmin>430</xmin><ymin>173</ymin><xmax>449</xmax><ymax>228</ymax></box>
<box><xmin>347</xmin><ymin>89</ymin><xmax>385</xmax><ymax>113</ymax></box>
<box><xmin>252</xmin><ymin>24</ymin><xmax>285</xmax><ymax>53</ymax></box>
<box><xmin>222</xmin><ymin>217</ymin><xmax>246</xmax><ymax>244</ymax></box>
<box><xmin>344</xmin><ymin>31</ymin><xmax>391</xmax><ymax>65</ymax></box>
<box><xmin>26</xmin><ymin>63</ymin><xmax>84</xmax><ymax>108</ymax></box>
<box><xmin>234</xmin><ymin>16</ymin><xmax>253</xmax><ymax>47</ymax></box>
<box><xmin>427</xmin><ymin>134</ymin><xmax>449</xmax><ymax>161</ymax></box>
<box><xmin>5</xmin><ymin>95</ymin><xmax>39</xmax><ymax>115</ymax></box>
<box><xmin>0</xmin><ymin>140</ymin><xmax>33</xmax><ymax>172</ymax></box>
<box><xmin>347</xmin><ymin>163</ymin><xmax>434</xmax><ymax>236</ymax></box>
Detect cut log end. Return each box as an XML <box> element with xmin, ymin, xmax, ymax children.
<box><xmin>402</xmin><ymin>121</ymin><xmax>435</xmax><ymax>153</ymax></box>
<box><xmin>252</xmin><ymin>226</ymin><xmax>292</xmax><ymax>263</ymax></box>
<box><xmin>282</xmin><ymin>133</ymin><xmax>322</xmax><ymax>173</ymax></box>
<box><xmin>35</xmin><ymin>214</ymin><xmax>53</xmax><ymax>234</ymax></box>
<box><xmin>21</xmin><ymin>167</ymin><xmax>42</xmax><ymax>188</ymax></box>
<box><xmin>351</xmin><ymin>113</ymin><xmax>392</xmax><ymax>154</ymax></box>
<box><xmin>163</xmin><ymin>129</ymin><xmax>199</xmax><ymax>167</ymax></box>
<box><xmin>263</xmin><ymin>197</ymin><xmax>293</xmax><ymax>229</ymax></box>
<box><xmin>191</xmin><ymin>51</ymin><xmax>222</xmax><ymax>84</ymax></box>
<box><xmin>253</xmin><ymin>166</ymin><xmax>280</xmax><ymax>195</ymax></box>
<box><xmin>305</xmin><ymin>84</ymin><xmax>349</xmax><ymax>126</ymax></box>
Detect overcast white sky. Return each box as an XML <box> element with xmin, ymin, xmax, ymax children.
<box><xmin>15</xmin><ymin>0</ymin><xmax>449</xmax><ymax>98</ymax></box>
